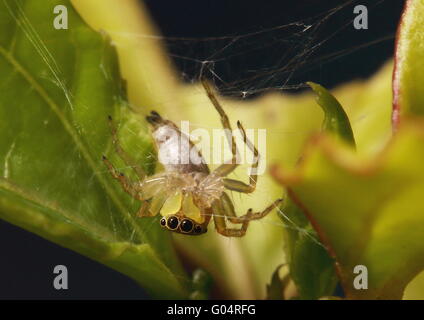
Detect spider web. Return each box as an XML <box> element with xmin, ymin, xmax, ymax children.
<box><xmin>146</xmin><ymin>0</ymin><xmax>394</xmax><ymax>95</ymax></box>
<box><xmin>110</xmin><ymin>0</ymin><xmax>398</xmax><ymax>294</ymax></box>
<box><xmin>4</xmin><ymin>0</ymin><xmax>398</xmax><ymax>239</ymax></box>
<box><xmin>1</xmin><ymin>0</ymin><xmax>400</xmax><ymax>298</ymax></box>
<box><xmin>127</xmin><ymin>0</ymin><xmax>397</xmax><ymax>241</ymax></box>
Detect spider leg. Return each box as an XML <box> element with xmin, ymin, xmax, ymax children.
<box><xmin>221</xmin><ymin>192</ymin><xmax>283</xmax><ymax>223</ymax></box>
<box><xmin>103</xmin><ymin>156</ymin><xmax>154</xmax><ymax>217</ymax></box>
<box><xmin>201</xmin><ymin>78</ymin><xmax>239</xmax><ymax>176</ymax></box>
<box><xmin>202</xmin><ymin>80</ymin><xmax>260</xmax><ymax>192</ymax></box>
<box><xmin>107</xmin><ymin>115</ymin><xmax>145</xmax><ymax>180</ymax></box>
<box><xmin>223</xmin><ymin>121</ymin><xmax>259</xmax><ymax>193</ymax></box>
<box><xmin>212</xmin><ymin>199</ymin><xmax>252</xmax><ymax>237</ymax></box>
<box><xmin>136</xmin><ymin>201</ymin><xmax>153</xmax><ymax>217</ymax></box>
<box><xmin>102</xmin><ymin>155</ymin><xmax>142</xmax><ymax>200</ymax></box>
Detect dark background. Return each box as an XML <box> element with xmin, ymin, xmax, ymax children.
<box><xmin>145</xmin><ymin>0</ymin><xmax>405</xmax><ymax>96</ymax></box>
<box><xmin>0</xmin><ymin>0</ymin><xmax>405</xmax><ymax>299</ymax></box>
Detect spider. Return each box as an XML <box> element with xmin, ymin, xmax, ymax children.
<box><xmin>102</xmin><ymin>79</ymin><xmax>282</xmax><ymax>237</ymax></box>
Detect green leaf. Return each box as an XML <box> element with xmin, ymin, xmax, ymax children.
<box><xmin>273</xmin><ymin>121</ymin><xmax>424</xmax><ymax>299</ymax></box>
<box><xmin>307</xmin><ymin>82</ymin><xmax>356</xmax><ymax>147</ymax></box>
<box><xmin>0</xmin><ymin>0</ymin><xmax>188</xmax><ymax>298</ymax></box>
<box><xmin>0</xmin><ymin>0</ymin><xmax>401</xmax><ymax>300</ymax></box>
<box><xmin>278</xmin><ymin>83</ymin><xmax>355</xmax><ymax>300</ymax></box>
<box><xmin>74</xmin><ymin>0</ymin><xmax>396</xmax><ymax>297</ymax></box>
<box><xmin>279</xmin><ymin>190</ymin><xmax>337</xmax><ymax>299</ymax></box>
<box><xmin>266</xmin><ymin>265</ymin><xmax>289</xmax><ymax>300</ymax></box>
<box><xmin>393</xmin><ymin>0</ymin><xmax>424</xmax><ymax>127</ymax></box>
<box><xmin>189</xmin><ymin>269</ymin><xmax>213</xmax><ymax>300</ymax></box>
<box><xmin>289</xmin><ymin>224</ymin><xmax>338</xmax><ymax>299</ymax></box>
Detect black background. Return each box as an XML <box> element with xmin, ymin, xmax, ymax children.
<box><xmin>0</xmin><ymin>0</ymin><xmax>405</xmax><ymax>299</ymax></box>
<box><xmin>145</xmin><ymin>0</ymin><xmax>405</xmax><ymax>95</ymax></box>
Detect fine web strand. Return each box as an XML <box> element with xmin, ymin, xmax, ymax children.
<box><xmin>4</xmin><ymin>0</ymin><xmax>394</xmax><ymax>244</ymax></box>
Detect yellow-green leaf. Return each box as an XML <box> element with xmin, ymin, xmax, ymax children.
<box><xmin>273</xmin><ymin>120</ymin><xmax>424</xmax><ymax>299</ymax></box>
<box><xmin>307</xmin><ymin>82</ymin><xmax>355</xmax><ymax>147</ymax></box>
<box><xmin>0</xmin><ymin>0</ymin><xmax>188</xmax><ymax>298</ymax></box>
<box><xmin>393</xmin><ymin>0</ymin><xmax>424</xmax><ymax>127</ymax></box>
<box><xmin>0</xmin><ymin>0</ymin><xmax>403</xmax><ymax>300</ymax></box>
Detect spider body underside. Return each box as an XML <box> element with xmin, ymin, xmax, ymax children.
<box><xmin>103</xmin><ymin>80</ymin><xmax>282</xmax><ymax>237</ymax></box>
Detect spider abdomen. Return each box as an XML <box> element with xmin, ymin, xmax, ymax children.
<box><xmin>147</xmin><ymin>113</ymin><xmax>209</xmax><ymax>174</ymax></box>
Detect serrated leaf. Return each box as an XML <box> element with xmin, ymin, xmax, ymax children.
<box><xmin>273</xmin><ymin>121</ymin><xmax>424</xmax><ymax>299</ymax></box>
<box><xmin>0</xmin><ymin>0</ymin><xmax>188</xmax><ymax>298</ymax></box>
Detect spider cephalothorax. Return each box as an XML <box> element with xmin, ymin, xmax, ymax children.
<box><xmin>103</xmin><ymin>79</ymin><xmax>282</xmax><ymax>237</ymax></box>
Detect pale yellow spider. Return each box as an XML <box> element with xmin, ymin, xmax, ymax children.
<box><xmin>102</xmin><ymin>80</ymin><xmax>282</xmax><ymax>237</ymax></box>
